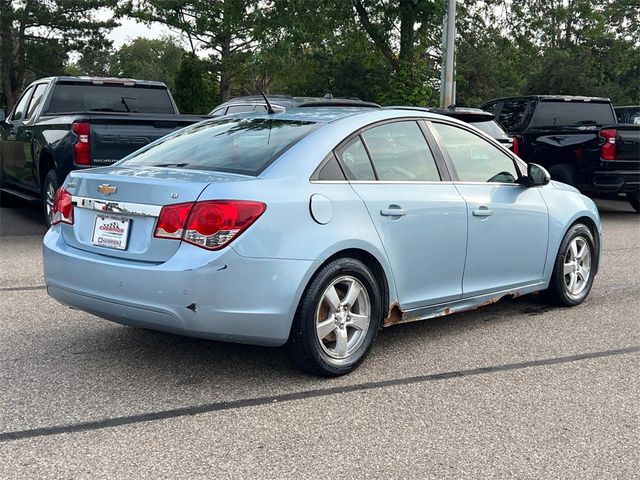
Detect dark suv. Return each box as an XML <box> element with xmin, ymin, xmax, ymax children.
<box><xmin>209</xmin><ymin>95</ymin><xmax>379</xmax><ymax>116</ymax></box>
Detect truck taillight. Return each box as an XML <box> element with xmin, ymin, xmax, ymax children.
<box><xmin>154</xmin><ymin>200</ymin><xmax>266</xmax><ymax>250</ymax></box>
<box><xmin>52</xmin><ymin>187</ymin><xmax>74</xmax><ymax>225</ymax></box>
<box><xmin>512</xmin><ymin>136</ymin><xmax>520</xmax><ymax>156</ymax></box>
<box><xmin>72</xmin><ymin>121</ymin><xmax>90</xmax><ymax>165</ymax></box>
<box><xmin>600</xmin><ymin>128</ymin><xmax>617</xmax><ymax>161</ymax></box>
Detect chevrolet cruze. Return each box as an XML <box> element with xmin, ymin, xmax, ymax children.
<box><xmin>43</xmin><ymin>108</ymin><xmax>602</xmax><ymax>376</ymax></box>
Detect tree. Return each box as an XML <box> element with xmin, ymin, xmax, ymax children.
<box><xmin>119</xmin><ymin>0</ymin><xmax>263</xmax><ymax>102</ymax></box>
<box><xmin>172</xmin><ymin>53</ymin><xmax>218</xmax><ymax>113</ymax></box>
<box><xmin>111</xmin><ymin>37</ymin><xmax>186</xmax><ymax>91</ymax></box>
<box><xmin>0</xmin><ymin>0</ymin><xmax>117</xmax><ymax>111</ymax></box>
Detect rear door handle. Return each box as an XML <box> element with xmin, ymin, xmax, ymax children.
<box><xmin>472</xmin><ymin>206</ymin><xmax>493</xmax><ymax>217</ymax></box>
<box><xmin>380</xmin><ymin>206</ymin><xmax>407</xmax><ymax>217</ymax></box>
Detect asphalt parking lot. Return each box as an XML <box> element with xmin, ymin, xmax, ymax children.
<box><xmin>0</xmin><ymin>198</ymin><xmax>638</xmax><ymax>479</ymax></box>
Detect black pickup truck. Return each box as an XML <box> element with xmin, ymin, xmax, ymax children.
<box><xmin>481</xmin><ymin>95</ymin><xmax>640</xmax><ymax>212</ymax></box>
<box><xmin>0</xmin><ymin>76</ymin><xmax>207</xmax><ymax>224</ymax></box>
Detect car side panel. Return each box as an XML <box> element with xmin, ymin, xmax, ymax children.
<box><xmin>538</xmin><ymin>181</ymin><xmax>603</xmax><ymax>282</ymax></box>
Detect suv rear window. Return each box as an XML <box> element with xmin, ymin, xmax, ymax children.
<box><xmin>46</xmin><ymin>83</ymin><xmax>175</xmax><ymax>114</ymax></box>
<box><xmin>497</xmin><ymin>100</ymin><xmax>531</xmax><ymax>131</ymax></box>
<box><xmin>530</xmin><ymin>101</ymin><xmax>615</xmax><ymax>127</ymax></box>
<box><xmin>120</xmin><ymin>118</ymin><xmax>319</xmax><ymax>175</ymax></box>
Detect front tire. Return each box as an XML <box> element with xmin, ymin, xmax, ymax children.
<box><xmin>546</xmin><ymin>223</ymin><xmax>596</xmax><ymax>306</ymax></box>
<box><xmin>42</xmin><ymin>170</ymin><xmax>58</xmax><ymax>227</ymax></box>
<box><xmin>627</xmin><ymin>192</ymin><xmax>640</xmax><ymax>213</ymax></box>
<box><xmin>286</xmin><ymin>257</ymin><xmax>383</xmax><ymax>377</ymax></box>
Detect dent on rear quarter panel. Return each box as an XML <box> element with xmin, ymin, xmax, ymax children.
<box><xmin>539</xmin><ymin>185</ymin><xmax>602</xmax><ymax>281</ymax></box>
<box><xmin>197</xmin><ymin>174</ymin><xmax>400</xmax><ymax>320</ymax></box>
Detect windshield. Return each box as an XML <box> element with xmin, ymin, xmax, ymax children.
<box><xmin>530</xmin><ymin>102</ymin><xmax>615</xmax><ymax>127</ymax></box>
<box><xmin>47</xmin><ymin>83</ymin><xmax>175</xmax><ymax>114</ymax></box>
<box><xmin>119</xmin><ymin>118</ymin><xmax>320</xmax><ymax>175</ymax></box>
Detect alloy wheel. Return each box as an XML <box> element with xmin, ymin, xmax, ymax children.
<box><xmin>563</xmin><ymin>236</ymin><xmax>592</xmax><ymax>298</ymax></box>
<box><xmin>315</xmin><ymin>275</ymin><xmax>371</xmax><ymax>360</ymax></box>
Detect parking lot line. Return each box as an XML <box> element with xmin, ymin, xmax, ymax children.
<box><xmin>1</xmin><ymin>345</ymin><xmax>637</xmax><ymax>443</ymax></box>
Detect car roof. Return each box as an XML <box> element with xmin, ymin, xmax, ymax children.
<box><xmin>483</xmin><ymin>95</ymin><xmax>611</xmax><ymax>104</ymax></box>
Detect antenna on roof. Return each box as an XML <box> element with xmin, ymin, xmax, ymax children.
<box><xmin>260</xmin><ymin>89</ymin><xmax>275</xmax><ymax>114</ymax></box>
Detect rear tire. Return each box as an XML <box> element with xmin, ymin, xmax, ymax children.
<box><xmin>548</xmin><ymin>164</ymin><xmax>578</xmax><ymax>187</ymax></box>
<box><xmin>42</xmin><ymin>170</ymin><xmax>58</xmax><ymax>227</ymax></box>
<box><xmin>285</xmin><ymin>257</ymin><xmax>383</xmax><ymax>377</ymax></box>
<box><xmin>545</xmin><ymin>223</ymin><xmax>596</xmax><ymax>307</ymax></box>
<box><xmin>627</xmin><ymin>192</ymin><xmax>640</xmax><ymax>213</ymax></box>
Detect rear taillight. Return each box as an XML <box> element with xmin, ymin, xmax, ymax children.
<box><xmin>154</xmin><ymin>202</ymin><xmax>194</xmax><ymax>239</ymax></box>
<box><xmin>52</xmin><ymin>187</ymin><xmax>73</xmax><ymax>225</ymax></box>
<box><xmin>154</xmin><ymin>200</ymin><xmax>266</xmax><ymax>250</ymax></box>
<box><xmin>72</xmin><ymin>122</ymin><xmax>90</xmax><ymax>165</ymax></box>
<box><xmin>512</xmin><ymin>136</ymin><xmax>520</xmax><ymax>156</ymax></box>
<box><xmin>600</xmin><ymin>128</ymin><xmax>617</xmax><ymax>161</ymax></box>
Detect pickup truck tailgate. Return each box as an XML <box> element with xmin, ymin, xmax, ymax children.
<box><xmin>87</xmin><ymin>114</ymin><xmax>206</xmax><ymax>166</ymax></box>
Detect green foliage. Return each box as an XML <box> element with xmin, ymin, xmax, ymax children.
<box><xmin>172</xmin><ymin>53</ymin><xmax>218</xmax><ymax>114</ymax></box>
<box><xmin>111</xmin><ymin>37</ymin><xmax>185</xmax><ymax>91</ymax></box>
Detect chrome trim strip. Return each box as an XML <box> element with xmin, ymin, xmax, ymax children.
<box><xmin>72</xmin><ymin>196</ymin><xmax>162</xmax><ymax>217</ymax></box>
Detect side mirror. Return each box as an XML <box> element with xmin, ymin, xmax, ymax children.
<box><xmin>526</xmin><ymin>163</ymin><xmax>551</xmax><ymax>187</ymax></box>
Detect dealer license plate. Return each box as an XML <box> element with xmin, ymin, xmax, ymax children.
<box><xmin>91</xmin><ymin>215</ymin><xmax>131</xmax><ymax>250</ymax></box>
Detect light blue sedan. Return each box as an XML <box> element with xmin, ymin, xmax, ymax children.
<box><xmin>43</xmin><ymin>108</ymin><xmax>602</xmax><ymax>376</ymax></box>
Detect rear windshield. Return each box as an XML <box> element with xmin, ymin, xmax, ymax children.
<box><xmin>530</xmin><ymin>101</ymin><xmax>615</xmax><ymax>127</ymax></box>
<box><xmin>46</xmin><ymin>83</ymin><xmax>175</xmax><ymax>114</ymax></box>
<box><xmin>472</xmin><ymin>120</ymin><xmax>508</xmax><ymax>139</ymax></box>
<box><xmin>119</xmin><ymin>118</ymin><xmax>320</xmax><ymax>175</ymax></box>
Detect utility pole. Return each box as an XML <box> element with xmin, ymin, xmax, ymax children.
<box><xmin>440</xmin><ymin>0</ymin><xmax>456</xmax><ymax>108</ymax></box>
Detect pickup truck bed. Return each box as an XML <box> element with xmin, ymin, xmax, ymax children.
<box><xmin>0</xmin><ymin>76</ymin><xmax>208</xmax><ymax>224</ymax></box>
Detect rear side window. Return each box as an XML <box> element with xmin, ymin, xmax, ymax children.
<box><xmin>26</xmin><ymin>83</ymin><xmax>48</xmax><ymax>118</ymax></box>
<box><xmin>530</xmin><ymin>102</ymin><xmax>615</xmax><ymax>127</ymax></box>
<box><xmin>472</xmin><ymin>120</ymin><xmax>509</xmax><ymax>140</ymax></box>
<box><xmin>336</xmin><ymin>136</ymin><xmax>376</xmax><ymax>180</ymax></box>
<box><xmin>226</xmin><ymin>105</ymin><xmax>255</xmax><ymax>114</ymax></box>
<box><xmin>432</xmin><ymin>123</ymin><xmax>519</xmax><ymax>183</ymax></box>
<box><xmin>47</xmin><ymin>83</ymin><xmax>175</xmax><ymax>114</ymax></box>
<box><xmin>120</xmin><ymin>118</ymin><xmax>319</xmax><ymax>176</ymax></box>
<box><xmin>498</xmin><ymin>100</ymin><xmax>531</xmax><ymax>131</ymax></box>
<box><xmin>361</xmin><ymin>121</ymin><xmax>440</xmax><ymax>181</ymax></box>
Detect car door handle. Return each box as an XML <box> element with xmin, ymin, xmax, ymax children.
<box><xmin>472</xmin><ymin>207</ymin><xmax>493</xmax><ymax>217</ymax></box>
<box><xmin>380</xmin><ymin>206</ymin><xmax>407</xmax><ymax>217</ymax></box>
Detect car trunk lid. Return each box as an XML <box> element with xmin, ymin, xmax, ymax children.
<box><xmin>61</xmin><ymin>165</ymin><xmax>252</xmax><ymax>262</ymax></box>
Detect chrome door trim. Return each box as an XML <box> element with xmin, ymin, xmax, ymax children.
<box><xmin>72</xmin><ymin>196</ymin><xmax>162</xmax><ymax>217</ymax></box>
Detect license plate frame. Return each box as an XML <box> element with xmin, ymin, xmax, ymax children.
<box><xmin>91</xmin><ymin>215</ymin><xmax>131</xmax><ymax>250</ymax></box>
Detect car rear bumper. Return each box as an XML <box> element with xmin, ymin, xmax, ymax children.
<box><xmin>591</xmin><ymin>169</ymin><xmax>640</xmax><ymax>194</ymax></box>
<box><xmin>43</xmin><ymin>227</ymin><xmax>317</xmax><ymax>347</ymax></box>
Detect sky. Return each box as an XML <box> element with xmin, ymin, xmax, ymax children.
<box><xmin>107</xmin><ymin>17</ymin><xmax>170</xmax><ymax>48</ymax></box>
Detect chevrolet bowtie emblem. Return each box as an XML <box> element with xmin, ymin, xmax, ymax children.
<box><xmin>97</xmin><ymin>184</ymin><xmax>117</xmax><ymax>195</ymax></box>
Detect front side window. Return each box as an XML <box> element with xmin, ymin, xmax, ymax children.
<box><xmin>361</xmin><ymin>121</ymin><xmax>440</xmax><ymax>181</ymax></box>
<box><xmin>336</xmin><ymin>136</ymin><xmax>376</xmax><ymax>180</ymax></box>
<box><xmin>120</xmin><ymin>118</ymin><xmax>319</xmax><ymax>176</ymax></box>
<box><xmin>432</xmin><ymin>123</ymin><xmax>519</xmax><ymax>184</ymax></box>
<box><xmin>11</xmin><ymin>87</ymin><xmax>34</xmax><ymax>121</ymax></box>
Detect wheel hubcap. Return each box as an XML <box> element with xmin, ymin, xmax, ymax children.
<box><xmin>45</xmin><ymin>182</ymin><xmax>56</xmax><ymax>224</ymax></box>
<box><xmin>563</xmin><ymin>236</ymin><xmax>592</xmax><ymax>297</ymax></box>
<box><xmin>315</xmin><ymin>276</ymin><xmax>371</xmax><ymax>360</ymax></box>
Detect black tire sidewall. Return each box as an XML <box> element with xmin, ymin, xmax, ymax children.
<box><xmin>550</xmin><ymin>224</ymin><xmax>596</xmax><ymax>306</ymax></box>
<box><xmin>287</xmin><ymin>257</ymin><xmax>383</xmax><ymax>376</ymax></box>
<box><xmin>42</xmin><ymin>170</ymin><xmax>59</xmax><ymax>227</ymax></box>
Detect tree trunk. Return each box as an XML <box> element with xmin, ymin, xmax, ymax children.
<box><xmin>219</xmin><ymin>35</ymin><xmax>231</xmax><ymax>102</ymax></box>
<box><xmin>0</xmin><ymin>0</ymin><xmax>16</xmax><ymax>111</ymax></box>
